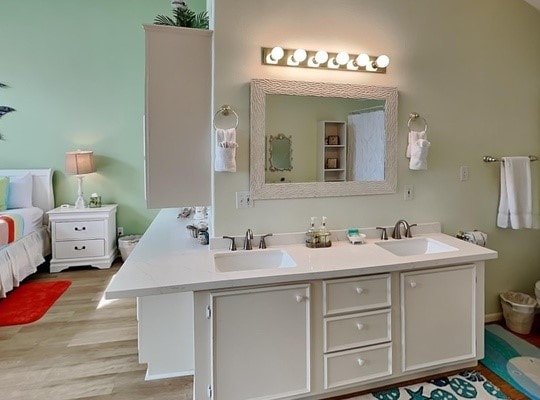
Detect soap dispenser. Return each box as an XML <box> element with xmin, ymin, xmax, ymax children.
<box><xmin>306</xmin><ymin>217</ymin><xmax>318</xmax><ymax>247</ymax></box>
<box><xmin>318</xmin><ymin>216</ymin><xmax>331</xmax><ymax>248</ymax></box>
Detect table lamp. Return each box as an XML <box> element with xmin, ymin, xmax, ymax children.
<box><xmin>65</xmin><ymin>150</ymin><xmax>96</xmax><ymax>209</ymax></box>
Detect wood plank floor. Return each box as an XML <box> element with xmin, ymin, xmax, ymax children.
<box><xmin>0</xmin><ymin>261</ymin><xmax>534</xmax><ymax>399</ymax></box>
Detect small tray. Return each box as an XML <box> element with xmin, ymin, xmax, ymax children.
<box><xmin>347</xmin><ymin>233</ymin><xmax>366</xmax><ymax>244</ymax></box>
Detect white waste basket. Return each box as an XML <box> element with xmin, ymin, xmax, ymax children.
<box><xmin>500</xmin><ymin>291</ymin><xmax>537</xmax><ymax>334</ymax></box>
<box><xmin>118</xmin><ymin>235</ymin><xmax>141</xmax><ymax>262</ymax></box>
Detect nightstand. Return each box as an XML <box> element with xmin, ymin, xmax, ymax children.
<box><xmin>47</xmin><ymin>204</ymin><xmax>118</xmax><ymax>273</ymax></box>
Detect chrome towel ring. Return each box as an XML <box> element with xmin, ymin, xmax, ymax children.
<box><xmin>407</xmin><ymin>112</ymin><xmax>428</xmax><ymax>133</ymax></box>
<box><xmin>213</xmin><ymin>104</ymin><xmax>239</xmax><ymax>130</ymax></box>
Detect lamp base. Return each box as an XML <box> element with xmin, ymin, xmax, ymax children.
<box><xmin>74</xmin><ymin>175</ymin><xmax>87</xmax><ymax>209</ymax></box>
<box><xmin>74</xmin><ymin>195</ymin><xmax>86</xmax><ymax>209</ymax></box>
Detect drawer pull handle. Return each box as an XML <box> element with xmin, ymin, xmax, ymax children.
<box><xmin>74</xmin><ymin>245</ymin><xmax>87</xmax><ymax>251</ymax></box>
<box><xmin>74</xmin><ymin>226</ymin><xmax>87</xmax><ymax>231</ymax></box>
<box><xmin>356</xmin><ymin>323</ymin><xmax>365</xmax><ymax>331</ymax></box>
<box><xmin>357</xmin><ymin>358</ymin><xmax>365</xmax><ymax>367</ymax></box>
<box><xmin>295</xmin><ymin>295</ymin><xmax>307</xmax><ymax>303</ymax></box>
<box><xmin>355</xmin><ymin>287</ymin><xmax>364</xmax><ymax>294</ymax></box>
<box><xmin>409</xmin><ymin>281</ymin><xmax>417</xmax><ymax>288</ymax></box>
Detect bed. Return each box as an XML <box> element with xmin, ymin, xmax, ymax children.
<box><xmin>0</xmin><ymin>169</ymin><xmax>54</xmax><ymax>297</ymax></box>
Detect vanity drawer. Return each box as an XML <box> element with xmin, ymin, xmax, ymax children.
<box><xmin>54</xmin><ymin>239</ymin><xmax>105</xmax><ymax>259</ymax></box>
<box><xmin>324</xmin><ymin>343</ymin><xmax>392</xmax><ymax>389</ymax></box>
<box><xmin>55</xmin><ymin>220</ymin><xmax>105</xmax><ymax>240</ymax></box>
<box><xmin>324</xmin><ymin>310</ymin><xmax>391</xmax><ymax>353</ymax></box>
<box><xmin>323</xmin><ymin>274</ymin><xmax>391</xmax><ymax>316</ymax></box>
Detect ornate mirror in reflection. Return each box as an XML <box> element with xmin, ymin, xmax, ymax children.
<box><xmin>268</xmin><ymin>133</ymin><xmax>293</xmax><ymax>174</ymax></box>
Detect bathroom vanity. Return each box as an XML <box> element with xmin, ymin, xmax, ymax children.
<box><xmin>105</xmin><ymin>209</ymin><xmax>497</xmax><ymax>399</ymax></box>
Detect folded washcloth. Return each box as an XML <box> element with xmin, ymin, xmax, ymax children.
<box><xmin>409</xmin><ymin>138</ymin><xmax>431</xmax><ymax>170</ymax></box>
<box><xmin>406</xmin><ymin>130</ymin><xmax>427</xmax><ymax>158</ymax></box>
<box><xmin>497</xmin><ymin>156</ymin><xmax>532</xmax><ymax>229</ymax></box>
<box><xmin>215</xmin><ymin>128</ymin><xmax>238</xmax><ymax>172</ymax></box>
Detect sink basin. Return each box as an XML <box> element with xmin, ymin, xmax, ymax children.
<box><xmin>213</xmin><ymin>249</ymin><xmax>297</xmax><ymax>272</ymax></box>
<box><xmin>375</xmin><ymin>237</ymin><xmax>458</xmax><ymax>256</ymax></box>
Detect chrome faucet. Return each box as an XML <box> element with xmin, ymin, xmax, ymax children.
<box><xmin>243</xmin><ymin>229</ymin><xmax>254</xmax><ymax>250</ymax></box>
<box><xmin>392</xmin><ymin>219</ymin><xmax>410</xmax><ymax>239</ymax></box>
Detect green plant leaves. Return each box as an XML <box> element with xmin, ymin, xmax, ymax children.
<box><xmin>154</xmin><ymin>7</ymin><xmax>209</xmax><ymax>29</ymax></box>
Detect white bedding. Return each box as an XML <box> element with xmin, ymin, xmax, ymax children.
<box><xmin>2</xmin><ymin>207</ymin><xmax>44</xmax><ymax>236</ymax></box>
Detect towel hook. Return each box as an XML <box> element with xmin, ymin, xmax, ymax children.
<box><xmin>213</xmin><ymin>104</ymin><xmax>239</xmax><ymax>130</ymax></box>
<box><xmin>407</xmin><ymin>112</ymin><xmax>428</xmax><ymax>133</ymax></box>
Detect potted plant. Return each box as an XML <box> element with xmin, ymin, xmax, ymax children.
<box><xmin>154</xmin><ymin>0</ymin><xmax>209</xmax><ymax>29</ymax></box>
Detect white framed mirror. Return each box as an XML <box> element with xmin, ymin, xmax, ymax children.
<box><xmin>250</xmin><ymin>79</ymin><xmax>398</xmax><ymax>199</ymax></box>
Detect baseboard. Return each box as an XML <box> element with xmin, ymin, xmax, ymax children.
<box><xmin>145</xmin><ymin>368</ymin><xmax>194</xmax><ymax>381</ymax></box>
<box><xmin>484</xmin><ymin>312</ymin><xmax>503</xmax><ymax>323</ymax></box>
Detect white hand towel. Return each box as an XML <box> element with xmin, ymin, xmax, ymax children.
<box><xmin>406</xmin><ymin>130</ymin><xmax>427</xmax><ymax>158</ymax></box>
<box><xmin>497</xmin><ymin>156</ymin><xmax>532</xmax><ymax>229</ymax></box>
<box><xmin>409</xmin><ymin>138</ymin><xmax>431</xmax><ymax>170</ymax></box>
<box><xmin>215</xmin><ymin>128</ymin><xmax>238</xmax><ymax>172</ymax></box>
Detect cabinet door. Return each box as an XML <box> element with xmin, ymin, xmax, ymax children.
<box><xmin>400</xmin><ymin>265</ymin><xmax>476</xmax><ymax>372</ymax></box>
<box><xmin>144</xmin><ymin>25</ymin><xmax>212</xmax><ymax>208</ymax></box>
<box><xmin>211</xmin><ymin>284</ymin><xmax>310</xmax><ymax>400</ymax></box>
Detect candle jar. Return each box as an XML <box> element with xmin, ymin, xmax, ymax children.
<box><xmin>89</xmin><ymin>195</ymin><xmax>102</xmax><ymax>208</ymax></box>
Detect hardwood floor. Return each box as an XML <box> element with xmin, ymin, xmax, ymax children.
<box><xmin>0</xmin><ymin>261</ymin><xmax>535</xmax><ymax>399</ymax></box>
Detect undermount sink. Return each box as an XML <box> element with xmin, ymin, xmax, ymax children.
<box><xmin>375</xmin><ymin>237</ymin><xmax>458</xmax><ymax>256</ymax></box>
<box><xmin>213</xmin><ymin>249</ymin><xmax>297</xmax><ymax>272</ymax></box>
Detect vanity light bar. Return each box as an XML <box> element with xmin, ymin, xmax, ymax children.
<box><xmin>261</xmin><ymin>47</ymin><xmax>389</xmax><ymax>73</ymax></box>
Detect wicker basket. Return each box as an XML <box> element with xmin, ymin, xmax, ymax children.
<box><xmin>500</xmin><ymin>291</ymin><xmax>537</xmax><ymax>334</ymax></box>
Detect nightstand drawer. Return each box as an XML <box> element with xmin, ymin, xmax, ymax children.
<box><xmin>55</xmin><ymin>240</ymin><xmax>105</xmax><ymax>259</ymax></box>
<box><xmin>324</xmin><ymin>343</ymin><xmax>392</xmax><ymax>389</ymax></box>
<box><xmin>55</xmin><ymin>221</ymin><xmax>104</xmax><ymax>240</ymax></box>
<box><xmin>324</xmin><ymin>310</ymin><xmax>391</xmax><ymax>353</ymax></box>
<box><xmin>323</xmin><ymin>275</ymin><xmax>391</xmax><ymax>316</ymax></box>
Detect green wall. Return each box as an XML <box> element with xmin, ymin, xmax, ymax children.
<box><xmin>0</xmin><ymin>0</ymin><xmax>205</xmax><ymax>235</ymax></box>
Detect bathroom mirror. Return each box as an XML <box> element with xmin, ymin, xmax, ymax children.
<box><xmin>250</xmin><ymin>79</ymin><xmax>398</xmax><ymax>199</ymax></box>
<box><xmin>268</xmin><ymin>134</ymin><xmax>293</xmax><ymax>172</ymax></box>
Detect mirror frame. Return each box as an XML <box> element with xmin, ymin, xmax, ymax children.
<box><xmin>250</xmin><ymin>79</ymin><xmax>398</xmax><ymax>199</ymax></box>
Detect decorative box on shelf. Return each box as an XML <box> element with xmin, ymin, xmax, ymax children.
<box><xmin>47</xmin><ymin>204</ymin><xmax>118</xmax><ymax>273</ymax></box>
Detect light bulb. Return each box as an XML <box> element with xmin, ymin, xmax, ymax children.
<box><xmin>269</xmin><ymin>47</ymin><xmax>285</xmax><ymax>62</ymax></box>
<box><xmin>292</xmin><ymin>48</ymin><xmax>307</xmax><ymax>63</ymax></box>
<box><xmin>356</xmin><ymin>53</ymin><xmax>370</xmax><ymax>67</ymax></box>
<box><xmin>314</xmin><ymin>50</ymin><xmax>329</xmax><ymax>64</ymax></box>
<box><xmin>375</xmin><ymin>55</ymin><xmax>390</xmax><ymax>68</ymax></box>
<box><xmin>335</xmin><ymin>51</ymin><xmax>349</xmax><ymax>65</ymax></box>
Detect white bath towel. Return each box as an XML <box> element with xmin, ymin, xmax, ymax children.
<box><xmin>214</xmin><ymin>128</ymin><xmax>238</xmax><ymax>172</ymax></box>
<box><xmin>406</xmin><ymin>130</ymin><xmax>427</xmax><ymax>158</ymax></box>
<box><xmin>497</xmin><ymin>156</ymin><xmax>532</xmax><ymax>229</ymax></box>
<box><xmin>409</xmin><ymin>138</ymin><xmax>431</xmax><ymax>170</ymax></box>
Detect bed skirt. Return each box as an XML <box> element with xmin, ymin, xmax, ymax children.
<box><xmin>0</xmin><ymin>226</ymin><xmax>51</xmax><ymax>298</ymax></box>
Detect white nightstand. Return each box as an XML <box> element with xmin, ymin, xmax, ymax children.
<box><xmin>47</xmin><ymin>204</ymin><xmax>118</xmax><ymax>273</ymax></box>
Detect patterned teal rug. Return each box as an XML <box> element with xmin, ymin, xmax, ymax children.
<box><xmin>352</xmin><ymin>371</ymin><xmax>507</xmax><ymax>399</ymax></box>
<box><xmin>481</xmin><ymin>324</ymin><xmax>540</xmax><ymax>399</ymax></box>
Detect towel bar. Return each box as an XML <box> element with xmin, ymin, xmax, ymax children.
<box><xmin>213</xmin><ymin>104</ymin><xmax>239</xmax><ymax>130</ymax></box>
<box><xmin>483</xmin><ymin>155</ymin><xmax>538</xmax><ymax>163</ymax></box>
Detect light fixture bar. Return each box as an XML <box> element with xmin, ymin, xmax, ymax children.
<box><xmin>261</xmin><ymin>47</ymin><xmax>389</xmax><ymax>73</ymax></box>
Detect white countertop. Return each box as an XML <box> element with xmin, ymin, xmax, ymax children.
<box><xmin>105</xmin><ymin>208</ymin><xmax>498</xmax><ymax>299</ymax></box>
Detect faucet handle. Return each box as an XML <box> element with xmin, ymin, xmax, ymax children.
<box><xmin>259</xmin><ymin>233</ymin><xmax>273</xmax><ymax>249</ymax></box>
<box><xmin>376</xmin><ymin>227</ymin><xmax>388</xmax><ymax>240</ymax></box>
<box><xmin>222</xmin><ymin>236</ymin><xmax>237</xmax><ymax>251</ymax></box>
<box><xmin>406</xmin><ymin>223</ymin><xmax>417</xmax><ymax>238</ymax></box>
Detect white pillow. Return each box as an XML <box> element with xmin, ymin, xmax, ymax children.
<box><xmin>7</xmin><ymin>173</ymin><xmax>33</xmax><ymax>209</ymax></box>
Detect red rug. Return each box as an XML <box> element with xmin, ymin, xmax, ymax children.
<box><xmin>0</xmin><ymin>280</ymin><xmax>71</xmax><ymax>326</ymax></box>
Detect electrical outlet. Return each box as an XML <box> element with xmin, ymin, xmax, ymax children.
<box><xmin>236</xmin><ymin>191</ymin><xmax>252</xmax><ymax>209</ymax></box>
<box><xmin>404</xmin><ymin>185</ymin><xmax>414</xmax><ymax>201</ymax></box>
<box><xmin>460</xmin><ymin>166</ymin><xmax>469</xmax><ymax>181</ymax></box>
<box><xmin>117</xmin><ymin>227</ymin><xmax>124</xmax><ymax>237</ymax></box>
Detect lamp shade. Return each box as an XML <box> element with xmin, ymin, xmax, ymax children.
<box><xmin>65</xmin><ymin>150</ymin><xmax>95</xmax><ymax>175</ymax></box>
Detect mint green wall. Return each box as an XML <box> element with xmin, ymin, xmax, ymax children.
<box><xmin>0</xmin><ymin>0</ymin><xmax>205</xmax><ymax>235</ymax></box>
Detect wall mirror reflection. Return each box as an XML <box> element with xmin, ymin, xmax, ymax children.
<box><xmin>250</xmin><ymin>79</ymin><xmax>398</xmax><ymax>199</ymax></box>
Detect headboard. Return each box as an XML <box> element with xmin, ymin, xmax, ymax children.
<box><xmin>0</xmin><ymin>169</ymin><xmax>55</xmax><ymax>212</ymax></box>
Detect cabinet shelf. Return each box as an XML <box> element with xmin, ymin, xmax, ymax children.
<box><xmin>318</xmin><ymin>121</ymin><xmax>347</xmax><ymax>182</ymax></box>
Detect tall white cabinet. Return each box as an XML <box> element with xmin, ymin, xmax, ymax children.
<box><xmin>318</xmin><ymin>121</ymin><xmax>347</xmax><ymax>182</ymax></box>
<box><xmin>144</xmin><ymin>25</ymin><xmax>212</xmax><ymax>208</ymax></box>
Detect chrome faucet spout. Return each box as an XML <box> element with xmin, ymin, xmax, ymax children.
<box><xmin>243</xmin><ymin>229</ymin><xmax>254</xmax><ymax>250</ymax></box>
<box><xmin>392</xmin><ymin>219</ymin><xmax>410</xmax><ymax>239</ymax></box>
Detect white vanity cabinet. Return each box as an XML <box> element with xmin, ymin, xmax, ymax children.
<box><xmin>143</xmin><ymin>24</ymin><xmax>212</xmax><ymax>208</ymax></box>
<box><xmin>195</xmin><ymin>284</ymin><xmax>311</xmax><ymax>400</ymax></box>
<box><xmin>400</xmin><ymin>264</ymin><xmax>478</xmax><ymax>372</ymax></box>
